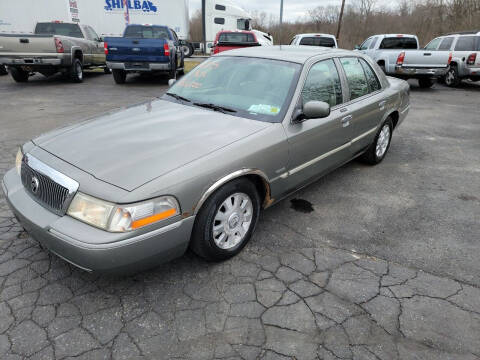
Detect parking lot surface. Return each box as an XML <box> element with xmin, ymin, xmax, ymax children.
<box><xmin>0</xmin><ymin>72</ymin><xmax>479</xmax><ymax>359</ymax></box>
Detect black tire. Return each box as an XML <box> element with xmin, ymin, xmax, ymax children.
<box><xmin>360</xmin><ymin>118</ymin><xmax>393</xmax><ymax>165</ymax></box>
<box><xmin>190</xmin><ymin>178</ymin><xmax>261</xmax><ymax>261</ymax></box>
<box><xmin>445</xmin><ymin>65</ymin><xmax>461</xmax><ymax>87</ymax></box>
<box><xmin>418</xmin><ymin>78</ymin><xmax>434</xmax><ymax>88</ymax></box>
<box><xmin>70</xmin><ymin>58</ymin><xmax>83</xmax><ymax>83</ymax></box>
<box><xmin>169</xmin><ymin>60</ymin><xmax>177</xmax><ymax>80</ymax></box>
<box><xmin>181</xmin><ymin>44</ymin><xmax>193</xmax><ymax>58</ymax></box>
<box><xmin>112</xmin><ymin>69</ymin><xmax>127</xmax><ymax>84</ymax></box>
<box><xmin>0</xmin><ymin>65</ymin><xmax>7</xmax><ymax>76</ymax></box>
<box><xmin>178</xmin><ymin>57</ymin><xmax>185</xmax><ymax>76</ymax></box>
<box><xmin>10</xmin><ymin>67</ymin><xmax>29</xmax><ymax>82</ymax></box>
<box><xmin>103</xmin><ymin>67</ymin><xmax>111</xmax><ymax>74</ymax></box>
<box><xmin>378</xmin><ymin>63</ymin><xmax>386</xmax><ymax>74</ymax></box>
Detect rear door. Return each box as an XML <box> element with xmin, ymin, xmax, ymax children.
<box><xmin>282</xmin><ymin>58</ymin><xmax>352</xmax><ymax>189</ymax></box>
<box><xmin>338</xmin><ymin>57</ymin><xmax>385</xmax><ymax>155</ymax></box>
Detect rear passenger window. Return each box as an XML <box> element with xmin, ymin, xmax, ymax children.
<box><xmin>454</xmin><ymin>36</ymin><xmax>479</xmax><ymax>51</ymax></box>
<box><xmin>438</xmin><ymin>37</ymin><xmax>454</xmax><ymax>50</ymax></box>
<box><xmin>340</xmin><ymin>57</ymin><xmax>369</xmax><ymax>100</ymax></box>
<box><xmin>360</xmin><ymin>59</ymin><xmax>381</xmax><ymax>92</ymax></box>
<box><xmin>302</xmin><ymin>59</ymin><xmax>343</xmax><ymax>107</ymax></box>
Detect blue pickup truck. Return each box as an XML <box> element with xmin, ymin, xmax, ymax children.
<box><xmin>105</xmin><ymin>24</ymin><xmax>184</xmax><ymax>84</ymax></box>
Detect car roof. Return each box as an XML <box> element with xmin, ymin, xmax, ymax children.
<box><xmin>297</xmin><ymin>33</ymin><xmax>336</xmax><ymax>38</ymax></box>
<box><xmin>375</xmin><ymin>34</ymin><xmax>417</xmax><ymax>38</ymax></box>
<box><xmin>215</xmin><ymin>45</ymin><xmax>357</xmax><ymax>64</ymax></box>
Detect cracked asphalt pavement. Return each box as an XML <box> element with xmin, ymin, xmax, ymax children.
<box><xmin>0</xmin><ymin>72</ymin><xmax>479</xmax><ymax>359</ymax></box>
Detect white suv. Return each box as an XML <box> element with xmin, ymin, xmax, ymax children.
<box><xmin>289</xmin><ymin>33</ymin><xmax>338</xmax><ymax>48</ymax></box>
<box><xmin>424</xmin><ymin>31</ymin><xmax>480</xmax><ymax>86</ymax></box>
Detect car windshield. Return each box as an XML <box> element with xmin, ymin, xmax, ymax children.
<box><xmin>35</xmin><ymin>23</ymin><xmax>83</xmax><ymax>38</ymax></box>
<box><xmin>165</xmin><ymin>56</ymin><xmax>302</xmax><ymax>123</ymax></box>
<box><xmin>124</xmin><ymin>25</ymin><xmax>170</xmax><ymax>39</ymax></box>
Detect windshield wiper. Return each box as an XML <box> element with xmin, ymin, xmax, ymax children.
<box><xmin>165</xmin><ymin>93</ymin><xmax>191</xmax><ymax>103</ymax></box>
<box><xmin>193</xmin><ymin>102</ymin><xmax>237</xmax><ymax>114</ymax></box>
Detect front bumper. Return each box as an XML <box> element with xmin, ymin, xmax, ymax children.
<box><xmin>107</xmin><ymin>61</ymin><xmax>171</xmax><ymax>72</ymax></box>
<box><xmin>2</xmin><ymin>169</ymin><xmax>194</xmax><ymax>274</ymax></box>
<box><xmin>395</xmin><ymin>66</ymin><xmax>448</xmax><ymax>78</ymax></box>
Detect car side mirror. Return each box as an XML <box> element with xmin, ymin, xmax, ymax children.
<box><xmin>354</xmin><ymin>45</ymin><xmax>361</xmax><ymax>50</ymax></box>
<box><xmin>304</xmin><ymin>101</ymin><xmax>330</xmax><ymax>119</ymax></box>
<box><xmin>168</xmin><ymin>78</ymin><xmax>177</xmax><ymax>87</ymax></box>
<box><xmin>96</xmin><ymin>37</ymin><xmax>103</xmax><ymax>42</ymax></box>
<box><xmin>293</xmin><ymin>101</ymin><xmax>330</xmax><ymax>123</ymax></box>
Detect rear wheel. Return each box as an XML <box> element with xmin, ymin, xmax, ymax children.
<box><xmin>70</xmin><ymin>59</ymin><xmax>83</xmax><ymax>83</ymax></box>
<box><xmin>360</xmin><ymin>118</ymin><xmax>393</xmax><ymax>165</ymax></box>
<box><xmin>418</xmin><ymin>78</ymin><xmax>434</xmax><ymax>88</ymax></box>
<box><xmin>10</xmin><ymin>67</ymin><xmax>29</xmax><ymax>82</ymax></box>
<box><xmin>0</xmin><ymin>65</ymin><xmax>7</xmax><ymax>76</ymax></box>
<box><xmin>103</xmin><ymin>67</ymin><xmax>111</xmax><ymax>74</ymax></box>
<box><xmin>190</xmin><ymin>178</ymin><xmax>261</xmax><ymax>261</ymax></box>
<box><xmin>445</xmin><ymin>65</ymin><xmax>461</xmax><ymax>87</ymax></box>
<box><xmin>112</xmin><ymin>69</ymin><xmax>127</xmax><ymax>84</ymax></box>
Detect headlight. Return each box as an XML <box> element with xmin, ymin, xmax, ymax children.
<box><xmin>67</xmin><ymin>193</ymin><xmax>180</xmax><ymax>232</ymax></box>
<box><xmin>15</xmin><ymin>148</ymin><xmax>23</xmax><ymax>175</ymax></box>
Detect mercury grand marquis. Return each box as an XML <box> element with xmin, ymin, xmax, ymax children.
<box><xmin>2</xmin><ymin>46</ymin><xmax>410</xmax><ymax>273</ymax></box>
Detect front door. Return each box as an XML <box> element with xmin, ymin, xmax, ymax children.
<box><xmin>281</xmin><ymin>58</ymin><xmax>353</xmax><ymax>191</ymax></box>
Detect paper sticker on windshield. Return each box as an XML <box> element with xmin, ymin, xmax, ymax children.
<box><xmin>248</xmin><ymin>104</ymin><xmax>280</xmax><ymax>115</ymax></box>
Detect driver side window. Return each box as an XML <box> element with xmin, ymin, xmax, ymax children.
<box><xmin>360</xmin><ymin>38</ymin><xmax>372</xmax><ymax>50</ymax></box>
<box><xmin>302</xmin><ymin>59</ymin><xmax>343</xmax><ymax>107</ymax></box>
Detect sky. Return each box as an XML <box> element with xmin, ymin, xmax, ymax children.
<box><xmin>189</xmin><ymin>0</ymin><xmax>398</xmax><ymax>22</ymax></box>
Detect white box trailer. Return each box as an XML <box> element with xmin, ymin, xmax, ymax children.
<box><xmin>0</xmin><ymin>0</ymin><xmax>190</xmax><ymax>47</ymax></box>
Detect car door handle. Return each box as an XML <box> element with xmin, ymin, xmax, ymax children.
<box><xmin>423</xmin><ymin>53</ymin><xmax>432</xmax><ymax>56</ymax></box>
<box><xmin>378</xmin><ymin>100</ymin><xmax>386</xmax><ymax>109</ymax></box>
<box><xmin>341</xmin><ymin>115</ymin><xmax>352</xmax><ymax>127</ymax></box>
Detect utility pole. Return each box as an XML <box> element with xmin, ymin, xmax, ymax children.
<box><xmin>336</xmin><ymin>0</ymin><xmax>346</xmax><ymax>41</ymax></box>
<box><xmin>202</xmin><ymin>0</ymin><xmax>206</xmax><ymax>54</ymax></box>
<box><xmin>279</xmin><ymin>0</ymin><xmax>284</xmax><ymax>45</ymax></box>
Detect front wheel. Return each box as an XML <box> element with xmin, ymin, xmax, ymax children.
<box><xmin>190</xmin><ymin>178</ymin><xmax>261</xmax><ymax>261</ymax></box>
<box><xmin>360</xmin><ymin>118</ymin><xmax>393</xmax><ymax>165</ymax></box>
<box><xmin>181</xmin><ymin>44</ymin><xmax>193</xmax><ymax>58</ymax></box>
<box><xmin>445</xmin><ymin>65</ymin><xmax>461</xmax><ymax>87</ymax></box>
<box><xmin>418</xmin><ymin>78</ymin><xmax>434</xmax><ymax>88</ymax></box>
<box><xmin>10</xmin><ymin>67</ymin><xmax>29</xmax><ymax>82</ymax></box>
<box><xmin>112</xmin><ymin>69</ymin><xmax>126</xmax><ymax>84</ymax></box>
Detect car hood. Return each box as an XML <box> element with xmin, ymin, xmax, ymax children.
<box><xmin>34</xmin><ymin>99</ymin><xmax>271</xmax><ymax>191</ymax></box>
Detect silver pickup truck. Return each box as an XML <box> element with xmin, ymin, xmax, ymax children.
<box><xmin>0</xmin><ymin>22</ymin><xmax>107</xmax><ymax>83</ymax></box>
<box><xmin>355</xmin><ymin>34</ymin><xmax>451</xmax><ymax>88</ymax></box>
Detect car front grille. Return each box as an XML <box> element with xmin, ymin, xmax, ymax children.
<box><xmin>20</xmin><ymin>154</ymin><xmax>79</xmax><ymax>216</ymax></box>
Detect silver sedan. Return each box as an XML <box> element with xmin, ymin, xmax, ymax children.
<box><xmin>2</xmin><ymin>46</ymin><xmax>410</xmax><ymax>273</ymax></box>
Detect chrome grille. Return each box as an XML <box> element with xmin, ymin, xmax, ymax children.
<box><xmin>20</xmin><ymin>154</ymin><xmax>79</xmax><ymax>216</ymax></box>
